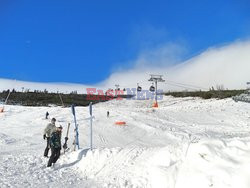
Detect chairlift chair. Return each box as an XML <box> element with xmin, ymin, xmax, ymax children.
<box><xmin>137</xmin><ymin>83</ymin><xmax>142</xmax><ymax>92</ymax></box>
<box><xmin>149</xmin><ymin>84</ymin><xmax>155</xmax><ymax>92</ymax></box>
<box><xmin>137</xmin><ymin>86</ymin><xmax>142</xmax><ymax>92</ymax></box>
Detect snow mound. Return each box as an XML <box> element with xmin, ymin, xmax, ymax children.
<box><xmin>176</xmin><ymin>139</ymin><xmax>250</xmax><ymax>188</ymax></box>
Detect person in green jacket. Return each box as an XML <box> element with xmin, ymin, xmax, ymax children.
<box><xmin>47</xmin><ymin>125</ymin><xmax>63</xmax><ymax>167</ymax></box>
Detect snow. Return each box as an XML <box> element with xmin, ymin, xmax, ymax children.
<box><xmin>1</xmin><ymin>96</ymin><xmax>250</xmax><ymax>187</ymax></box>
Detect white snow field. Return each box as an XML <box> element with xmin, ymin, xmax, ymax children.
<box><xmin>1</xmin><ymin>96</ymin><xmax>250</xmax><ymax>188</ymax></box>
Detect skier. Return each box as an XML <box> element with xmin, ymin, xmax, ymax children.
<box><xmin>45</xmin><ymin>111</ymin><xmax>49</xmax><ymax>119</ymax></box>
<box><xmin>47</xmin><ymin>125</ymin><xmax>63</xmax><ymax>167</ymax></box>
<box><xmin>43</xmin><ymin>118</ymin><xmax>56</xmax><ymax>157</ymax></box>
<box><xmin>107</xmin><ymin>111</ymin><xmax>109</xmax><ymax>118</ymax></box>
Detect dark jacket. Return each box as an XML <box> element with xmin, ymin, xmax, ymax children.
<box><xmin>50</xmin><ymin>131</ymin><xmax>61</xmax><ymax>149</ymax></box>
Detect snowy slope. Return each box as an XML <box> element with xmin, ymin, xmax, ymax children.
<box><xmin>1</xmin><ymin>96</ymin><xmax>250</xmax><ymax>187</ymax></box>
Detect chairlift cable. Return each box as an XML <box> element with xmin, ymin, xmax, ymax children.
<box><xmin>165</xmin><ymin>80</ymin><xmax>209</xmax><ymax>90</ymax></box>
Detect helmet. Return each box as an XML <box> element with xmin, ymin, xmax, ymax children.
<box><xmin>56</xmin><ymin>125</ymin><xmax>63</xmax><ymax>131</ymax></box>
<box><xmin>51</xmin><ymin>118</ymin><xmax>56</xmax><ymax>122</ymax></box>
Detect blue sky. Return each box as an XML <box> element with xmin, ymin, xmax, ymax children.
<box><xmin>0</xmin><ymin>0</ymin><xmax>250</xmax><ymax>84</ymax></box>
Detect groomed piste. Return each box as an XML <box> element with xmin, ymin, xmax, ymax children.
<box><xmin>1</xmin><ymin>96</ymin><xmax>250</xmax><ymax>187</ymax></box>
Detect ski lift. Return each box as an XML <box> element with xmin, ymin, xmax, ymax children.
<box><xmin>137</xmin><ymin>83</ymin><xmax>142</xmax><ymax>92</ymax></box>
<box><xmin>149</xmin><ymin>84</ymin><xmax>155</xmax><ymax>92</ymax></box>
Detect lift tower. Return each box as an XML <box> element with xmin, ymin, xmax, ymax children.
<box><xmin>148</xmin><ymin>75</ymin><xmax>165</xmax><ymax>107</ymax></box>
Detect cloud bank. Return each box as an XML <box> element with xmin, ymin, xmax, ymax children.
<box><xmin>101</xmin><ymin>40</ymin><xmax>250</xmax><ymax>91</ymax></box>
<box><xmin>0</xmin><ymin>78</ymin><xmax>91</xmax><ymax>94</ymax></box>
<box><xmin>1</xmin><ymin>40</ymin><xmax>250</xmax><ymax>93</ymax></box>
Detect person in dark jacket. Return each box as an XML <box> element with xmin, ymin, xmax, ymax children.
<box><xmin>47</xmin><ymin>125</ymin><xmax>63</xmax><ymax>167</ymax></box>
<box><xmin>45</xmin><ymin>111</ymin><xmax>49</xmax><ymax>119</ymax></box>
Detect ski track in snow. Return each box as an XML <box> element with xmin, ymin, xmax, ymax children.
<box><xmin>1</xmin><ymin>96</ymin><xmax>250</xmax><ymax>187</ymax></box>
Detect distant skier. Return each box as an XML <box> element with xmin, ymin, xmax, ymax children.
<box><xmin>43</xmin><ymin>118</ymin><xmax>56</xmax><ymax>157</ymax></box>
<box><xmin>45</xmin><ymin>111</ymin><xmax>49</xmax><ymax>119</ymax></box>
<box><xmin>47</xmin><ymin>125</ymin><xmax>63</xmax><ymax>167</ymax></box>
<box><xmin>107</xmin><ymin>111</ymin><xmax>109</xmax><ymax>118</ymax></box>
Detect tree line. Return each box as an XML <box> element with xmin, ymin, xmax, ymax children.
<box><xmin>0</xmin><ymin>89</ymin><xmax>128</xmax><ymax>106</ymax></box>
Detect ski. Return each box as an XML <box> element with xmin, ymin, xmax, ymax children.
<box><xmin>63</xmin><ymin>123</ymin><xmax>70</xmax><ymax>154</ymax></box>
<box><xmin>71</xmin><ymin>104</ymin><xmax>79</xmax><ymax>150</ymax></box>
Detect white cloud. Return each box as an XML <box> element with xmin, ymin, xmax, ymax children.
<box><xmin>1</xmin><ymin>40</ymin><xmax>250</xmax><ymax>93</ymax></box>
<box><xmin>101</xmin><ymin>40</ymin><xmax>250</xmax><ymax>91</ymax></box>
<box><xmin>168</xmin><ymin>40</ymin><xmax>250</xmax><ymax>90</ymax></box>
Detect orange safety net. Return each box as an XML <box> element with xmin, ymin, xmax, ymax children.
<box><xmin>115</xmin><ymin>121</ymin><xmax>126</xmax><ymax>125</ymax></box>
<box><xmin>152</xmin><ymin>101</ymin><xmax>158</xmax><ymax>108</ymax></box>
